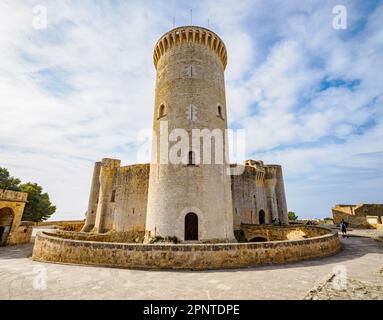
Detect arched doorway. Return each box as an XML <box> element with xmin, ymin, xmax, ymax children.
<box><xmin>0</xmin><ymin>208</ymin><xmax>14</xmax><ymax>246</ymax></box>
<box><xmin>259</xmin><ymin>210</ymin><xmax>265</xmax><ymax>225</ymax></box>
<box><xmin>185</xmin><ymin>212</ymin><xmax>198</xmax><ymax>241</ymax></box>
<box><xmin>249</xmin><ymin>236</ymin><xmax>267</xmax><ymax>242</ymax></box>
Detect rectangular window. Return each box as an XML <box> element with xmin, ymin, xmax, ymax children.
<box><xmin>187</xmin><ymin>104</ymin><xmax>197</xmax><ymax>121</ymax></box>
<box><xmin>111</xmin><ymin>190</ymin><xmax>116</xmax><ymax>203</ymax></box>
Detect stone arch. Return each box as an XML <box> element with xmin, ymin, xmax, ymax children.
<box><xmin>184</xmin><ymin>212</ymin><xmax>198</xmax><ymax>241</ymax></box>
<box><xmin>249</xmin><ymin>236</ymin><xmax>267</xmax><ymax>242</ymax></box>
<box><xmin>178</xmin><ymin>207</ymin><xmax>204</xmax><ymax>241</ymax></box>
<box><xmin>0</xmin><ymin>207</ymin><xmax>14</xmax><ymax>246</ymax></box>
<box><xmin>259</xmin><ymin>210</ymin><xmax>266</xmax><ymax>225</ymax></box>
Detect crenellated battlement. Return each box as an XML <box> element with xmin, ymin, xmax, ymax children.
<box><xmin>153</xmin><ymin>26</ymin><xmax>228</xmax><ymax>69</ymax></box>
<box><xmin>255</xmin><ymin>170</ymin><xmax>265</xmax><ymax>182</ymax></box>
<box><xmin>264</xmin><ymin>166</ymin><xmax>278</xmax><ymax>180</ymax></box>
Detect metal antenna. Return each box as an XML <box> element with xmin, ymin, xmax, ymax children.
<box><xmin>208</xmin><ymin>19</ymin><xmax>210</xmax><ymax>28</ymax></box>
<box><xmin>190</xmin><ymin>9</ymin><xmax>193</xmax><ymax>25</ymax></box>
<box><xmin>173</xmin><ymin>16</ymin><xmax>175</xmax><ymax>28</ymax></box>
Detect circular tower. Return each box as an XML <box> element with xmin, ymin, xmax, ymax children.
<box><xmin>145</xmin><ymin>26</ymin><xmax>235</xmax><ymax>243</ymax></box>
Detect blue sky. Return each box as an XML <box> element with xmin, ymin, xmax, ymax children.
<box><xmin>0</xmin><ymin>0</ymin><xmax>382</xmax><ymax>220</ymax></box>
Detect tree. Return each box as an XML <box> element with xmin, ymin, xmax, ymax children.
<box><xmin>0</xmin><ymin>167</ymin><xmax>56</xmax><ymax>222</ymax></box>
<box><xmin>288</xmin><ymin>211</ymin><xmax>298</xmax><ymax>221</ymax></box>
<box><xmin>19</xmin><ymin>183</ymin><xmax>56</xmax><ymax>222</ymax></box>
<box><xmin>0</xmin><ymin>168</ymin><xmax>21</xmax><ymax>191</ymax></box>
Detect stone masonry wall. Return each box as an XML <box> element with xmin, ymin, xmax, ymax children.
<box><xmin>0</xmin><ymin>189</ymin><xmax>31</xmax><ymax>246</ymax></box>
<box><xmin>231</xmin><ymin>165</ymin><xmax>269</xmax><ymax>229</ymax></box>
<box><xmin>7</xmin><ymin>222</ymin><xmax>33</xmax><ymax>245</ymax></box>
<box><xmin>332</xmin><ymin>204</ymin><xmax>383</xmax><ymax>227</ymax></box>
<box><xmin>104</xmin><ymin>164</ymin><xmax>149</xmax><ymax>232</ymax></box>
<box><xmin>145</xmin><ymin>26</ymin><xmax>235</xmax><ymax>242</ymax></box>
<box><xmin>242</xmin><ymin>224</ymin><xmax>330</xmax><ymax>242</ymax></box>
<box><xmin>84</xmin><ymin>160</ymin><xmax>288</xmax><ymax>235</ymax></box>
<box><xmin>32</xmin><ymin>226</ymin><xmax>341</xmax><ymax>270</ymax></box>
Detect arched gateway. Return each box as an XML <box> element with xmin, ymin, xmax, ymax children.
<box><xmin>0</xmin><ymin>207</ymin><xmax>14</xmax><ymax>246</ymax></box>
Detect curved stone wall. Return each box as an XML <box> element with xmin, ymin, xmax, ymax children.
<box><xmin>32</xmin><ymin>226</ymin><xmax>341</xmax><ymax>270</ymax></box>
<box><xmin>241</xmin><ymin>224</ymin><xmax>331</xmax><ymax>241</ymax></box>
<box><xmin>49</xmin><ymin>229</ymin><xmax>145</xmax><ymax>243</ymax></box>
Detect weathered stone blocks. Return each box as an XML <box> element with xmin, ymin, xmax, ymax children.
<box><xmin>32</xmin><ymin>226</ymin><xmax>341</xmax><ymax>270</ymax></box>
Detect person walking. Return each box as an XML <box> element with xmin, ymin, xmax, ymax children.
<box><xmin>340</xmin><ymin>219</ymin><xmax>348</xmax><ymax>237</ymax></box>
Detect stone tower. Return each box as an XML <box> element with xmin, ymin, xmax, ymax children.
<box><xmin>145</xmin><ymin>26</ymin><xmax>235</xmax><ymax>243</ymax></box>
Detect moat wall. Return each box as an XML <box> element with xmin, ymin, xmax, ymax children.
<box><xmin>242</xmin><ymin>224</ymin><xmax>330</xmax><ymax>241</ymax></box>
<box><xmin>32</xmin><ymin>226</ymin><xmax>341</xmax><ymax>270</ymax></box>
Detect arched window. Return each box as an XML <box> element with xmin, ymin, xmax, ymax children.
<box><xmin>217</xmin><ymin>105</ymin><xmax>224</xmax><ymax>119</ymax></box>
<box><xmin>188</xmin><ymin>151</ymin><xmax>196</xmax><ymax>166</ymax></box>
<box><xmin>159</xmin><ymin>104</ymin><xmax>166</xmax><ymax>118</ymax></box>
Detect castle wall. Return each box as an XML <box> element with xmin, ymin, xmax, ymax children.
<box><xmin>265</xmin><ymin>170</ymin><xmax>278</xmax><ymax>222</ymax></box>
<box><xmin>231</xmin><ymin>162</ymin><xmax>288</xmax><ymax>231</ymax></box>
<box><xmin>82</xmin><ymin>161</ymin><xmax>101</xmax><ymax>232</ymax></box>
<box><xmin>93</xmin><ymin>159</ymin><xmax>121</xmax><ymax>233</ymax></box>
<box><xmin>84</xmin><ymin>160</ymin><xmax>288</xmax><ymax>236</ymax></box>
<box><xmin>332</xmin><ymin>204</ymin><xmax>383</xmax><ymax>227</ymax></box>
<box><xmin>105</xmin><ymin>164</ymin><xmax>149</xmax><ymax>232</ymax></box>
<box><xmin>275</xmin><ymin>166</ymin><xmax>288</xmax><ymax>224</ymax></box>
<box><xmin>231</xmin><ymin>165</ymin><xmax>269</xmax><ymax>230</ymax></box>
<box><xmin>86</xmin><ymin>161</ymin><xmax>149</xmax><ymax>233</ymax></box>
<box><xmin>354</xmin><ymin>204</ymin><xmax>383</xmax><ymax>218</ymax></box>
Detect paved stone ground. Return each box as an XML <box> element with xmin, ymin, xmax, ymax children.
<box><xmin>303</xmin><ymin>228</ymin><xmax>383</xmax><ymax>300</ymax></box>
<box><xmin>0</xmin><ymin>230</ymin><xmax>382</xmax><ymax>300</ymax></box>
